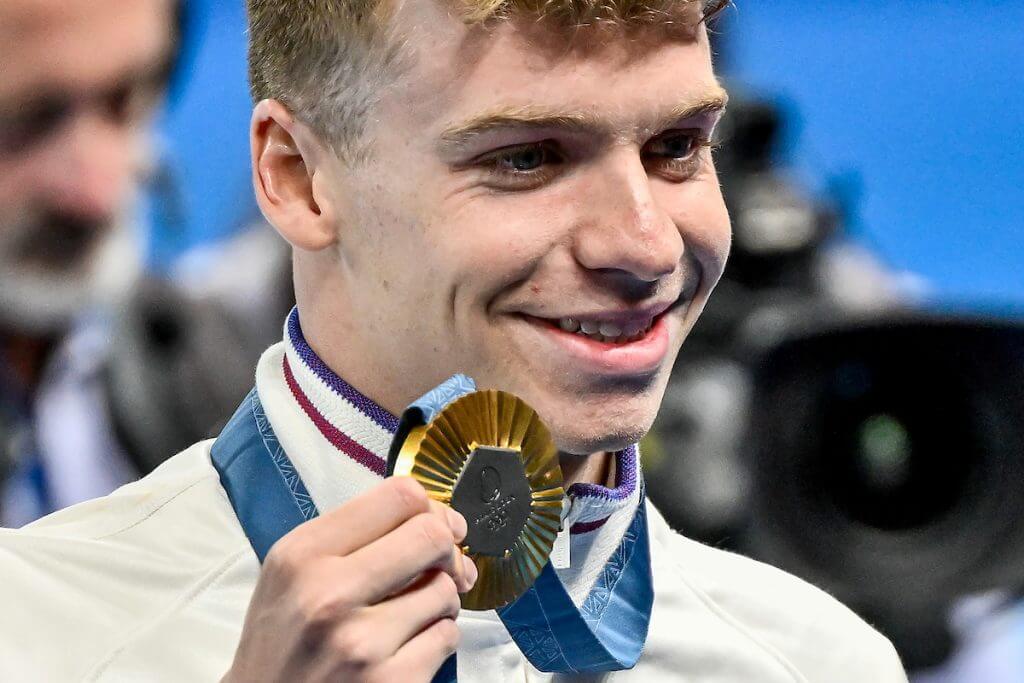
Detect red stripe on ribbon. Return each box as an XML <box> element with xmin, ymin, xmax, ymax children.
<box><xmin>570</xmin><ymin>516</ymin><xmax>610</xmax><ymax>535</ymax></box>
<box><xmin>282</xmin><ymin>356</ymin><xmax>387</xmax><ymax>477</ymax></box>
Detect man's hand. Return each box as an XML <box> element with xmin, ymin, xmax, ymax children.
<box><xmin>223</xmin><ymin>477</ymin><xmax>477</xmax><ymax>683</ymax></box>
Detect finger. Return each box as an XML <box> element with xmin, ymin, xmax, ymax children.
<box><xmin>429</xmin><ymin>499</ymin><xmax>468</xmax><ymax>545</ymax></box>
<box><xmin>358</xmin><ymin>570</ymin><xmax>462</xmax><ymax>657</ymax></box>
<box><xmin>285</xmin><ymin>477</ymin><xmax>436</xmax><ymax>557</ymax></box>
<box><xmin>345</xmin><ymin>511</ymin><xmax>476</xmax><ymax>604</ymax></box>
<box><xmin>426</xmin><ymin>501</ymin><xmax>472</xmax><ymax>592</ymax></box>
<box><xmin>377</xmin><ymin>617</ymin><xmax>460</xmax><ymax>682</ymax></box>
<box><xmin>373</xmin><ymin>501</ymin><xmax>471</xmax><ymax>595</ymax></box>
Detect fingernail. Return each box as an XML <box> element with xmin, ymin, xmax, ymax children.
<box><xmin>446</xmin><ymin>507</ymin><xmax>467</xmax><ymax>540</ymax></box>
<box><xmin>463</xmin><ymin>556</ymin><xmax>478</xmax><ymax>588</ymax></box>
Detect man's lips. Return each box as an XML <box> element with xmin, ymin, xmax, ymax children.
<box><xmin>526</xmin><ymin>300</ymin><xmax>676</xmax><ymax>336</ymax></box>
<box><xmin>14</xmin><ymin>216</ymin><xmax>109</xmax><ymax>270</ymax></box>
<box><xmin>518</xmin><ymin>305</ymin><xmax>675</xmax><ymax>375</ymax></box>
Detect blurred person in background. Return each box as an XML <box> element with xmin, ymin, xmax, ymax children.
<box><xmin>0</xmin><ymin>0</ymin><xmax>179</xmax><ymax>526</ymax></box>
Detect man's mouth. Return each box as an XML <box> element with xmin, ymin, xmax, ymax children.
<box><xmin>552</xmin><ymin>316</ymin><xmax>657</xmax><ymax>345</ymax></box>
<box><xmin>516</xmin><ymin>301</ymin><xmax>679</xmax><ymax>375</ymax></box>
<box><xmin>8</xmin><ymin>213</ymin><xmax>109</xmax><ymax>272</ymax></box>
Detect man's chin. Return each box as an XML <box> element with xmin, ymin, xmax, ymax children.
<box><xmin>508</xmin><ymin>374</ymin><xmax>667</xmax><ymax>458</ymax></box>
<box><xmin>546</xmin><ymin>416</ymin><xmax>652</xmax><ymax>457</ymax></box>
<box><xmin>0</xmin><ymin>218</ymin><xmax>141</xmax><ymax>335</ymax></box>
<box><xmin>0</xmin><ymin>270</ymin><xmax>95</xmax><ymax>335</ymax></box>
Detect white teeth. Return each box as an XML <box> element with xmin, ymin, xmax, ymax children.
<box><xmin>555</xmin><ymin>316</ymin><xmax>655</xmax><ymax>344</ymax></box>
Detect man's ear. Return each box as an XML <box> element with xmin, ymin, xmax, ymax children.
<box><xmin>250</xmin><ymin>99</ymin><xmax>338</xmax><ymax>251</ymax></box>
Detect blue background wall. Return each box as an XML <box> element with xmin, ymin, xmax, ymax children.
<box><xmin>721</xmin><ymin>1</ymin><xmax>1023</xmax><ymax>309</ymax></box>
<box><xmin>154</xmin><ymin>0</ymin><xmax>254</xmax><ymax>264</ymax></box>
<box><xmin>157</xmin><ymin>0</ymin><xmax>1023</xmax><ymax>308</ymax></box>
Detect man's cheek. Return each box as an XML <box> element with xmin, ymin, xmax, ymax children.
<box><xmin>0</xmin><ymin>164</ymin><xmax>29</xmax><ymax>212</ymax></box>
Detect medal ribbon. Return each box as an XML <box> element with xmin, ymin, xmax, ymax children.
<box><xmin>212</xmin><ymin>384</ymin><xmax>653</xmax><ymax>681</ymax></box>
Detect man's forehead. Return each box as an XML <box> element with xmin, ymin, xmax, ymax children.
<box><xmin>0</xmin><ymin>0</ymin><xmax>173</xmax><ymax>98</ymax></box>
<box><xmin>0</xmin><ymin>0</ymin><xmax>94</xmax><ymax>43</ymax></box>
<box><xmin>383</xmin><ymin>3</ymin><xmax>720</xmax><ymax>143</ymax></box>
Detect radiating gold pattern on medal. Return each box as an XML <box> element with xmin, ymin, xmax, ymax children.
<box><xmin>392</xmin><ymin>390</ymin><xmax>564</xmax><ymax>610</ymax></box>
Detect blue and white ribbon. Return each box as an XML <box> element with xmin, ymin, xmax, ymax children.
<box><xmin>212</xmin><ymin>378</ymin><xmax>652</xmax><ymax>681</ymax></box>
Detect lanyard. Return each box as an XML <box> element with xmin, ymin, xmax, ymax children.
<box><xmin>211</xmin><ymin>388</ymin><xmax>653</xmax><ymax>680</ymax></box>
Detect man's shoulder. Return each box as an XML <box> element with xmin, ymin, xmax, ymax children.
<box><xmin>0</xmin><ymin>439</ymin><xmax>254</xmax><ymax>586</ymax></box>
<box><xmin>7</xmin><ymin>440</ymin><xmax>231</xmax><ymax>541</ymax></box>
<box><xmin>0</xmin><ymin>441</ymin><xmax>255</xmax><ymax>680</ymax></box>
<box><xmin>645</xmin><ymin>500</ymin><xmax>907</xmax><ymax>682</ymax></box>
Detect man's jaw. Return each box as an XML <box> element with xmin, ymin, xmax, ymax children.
<box><xmin>0</xmin><ymin>209</ymin><xmax>141</xmax><ymax>335</ymax></box>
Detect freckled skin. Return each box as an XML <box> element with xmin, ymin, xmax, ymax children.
<box><xmin>295</xmin><ymin>8</ymin><xmax>732</xmax><ymax>460</ymax></box>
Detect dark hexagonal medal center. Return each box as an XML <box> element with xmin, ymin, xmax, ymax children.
<box><xmin>451</xmin><ymin>446</ymin><xmax>531</xmax><ymax>557</ymax></box>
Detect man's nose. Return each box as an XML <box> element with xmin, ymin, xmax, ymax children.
<box><xmin>38</xmin><ymin>110</ymin><xmax>141</xmax><ymax>221</ymax></box>
<box><xmin>572</xmin><ymin>151</ymin><xmax>684</xmax><ymax>284</ymax></box>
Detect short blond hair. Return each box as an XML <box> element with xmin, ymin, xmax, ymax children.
<box><xmin>247</xmin><ymin>0</ymin><xmax>730</xmax><ymax>162</ymax></box>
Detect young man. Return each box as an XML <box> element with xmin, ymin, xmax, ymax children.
<box><xmin>0</xmin><ymin>0</ymin><xmax>907</xmax><ymax>680</ymax></box>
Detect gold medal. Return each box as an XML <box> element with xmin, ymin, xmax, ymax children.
<box><xmin>391</xmin><ymin>390</ymin><xmax>564</xmax><ymax>610</ymax></box>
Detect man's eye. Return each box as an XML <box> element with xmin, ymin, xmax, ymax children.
<box><xmin>105</xmin><ymin>78</ymin><xmax>163</xmax><ymax>126</ymax></box>
<box><xmin>0</xmin><ymin>97</ymin><xmax>72</xmax><ymax>158</ymax></box>
<box><xmin>646</xmin><ymin>131</ymin><xmax>700</xmax><ymax>160</ymax></box>
<box><xmin>493</xmin><ymin>145</ymin><xmax>552</xmax><ymax>173</ymax></box>
<box><xmin>643</xmin><ymin>130</ymin><xmax>712</xmax><ymax>181</ymax></box>
<box><xmin>476</xmin><ymin>142</ymin><xmax>563</xmax><ymax>191</ymax></box>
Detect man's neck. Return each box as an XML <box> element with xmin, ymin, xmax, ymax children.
<box><xmin>560</xmin><ymin>450</ymin><xmax>615</xmax><ymax>490</ymax></box>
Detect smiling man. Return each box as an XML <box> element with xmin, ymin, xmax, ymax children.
<box><xmin>0</xmin><ymin>0</ymin><xmax>907</xmax><ymax>680</ymax></box>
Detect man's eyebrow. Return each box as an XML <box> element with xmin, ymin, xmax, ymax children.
<box><xmin>650</xmin><ymin>89</ymin><xmax>730</xmax><ymax>134</ymax></box>
<box><xmin>437</xmin><ymin>88</ymin><xmax>729</xmax><ymax>152</ymax></box>
<box><xmin>437</xmin><ymin>106</ymin><xmax>596</xmax><ymax>150</ymax></box>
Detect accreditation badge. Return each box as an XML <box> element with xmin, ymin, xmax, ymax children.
<box><xmin>387</xmin><ymin>380</ymin><xmax>565</xmax><ymax>610</ymax></box>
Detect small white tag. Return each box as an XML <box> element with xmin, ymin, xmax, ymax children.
<box><xmin>551</xmin><ymin>526</ymin><xmax>572</xmax><ymax>569</ymax></box>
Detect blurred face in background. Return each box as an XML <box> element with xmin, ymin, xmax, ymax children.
<box><xmin>0</xmin><ymin>0</ymin><xmax>175</xmax><ymax>335</ymax></box>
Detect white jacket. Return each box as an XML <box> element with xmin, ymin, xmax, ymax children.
<box><xmin>0</xmin><ymin>331</ymin><xmax>907</xmax><ymax>682</ymax></box>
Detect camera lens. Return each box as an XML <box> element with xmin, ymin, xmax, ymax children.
<box><xmin>819</xmin><ymin>359</ymin><xmax>977</xmax><ymax>531</ymax></box>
